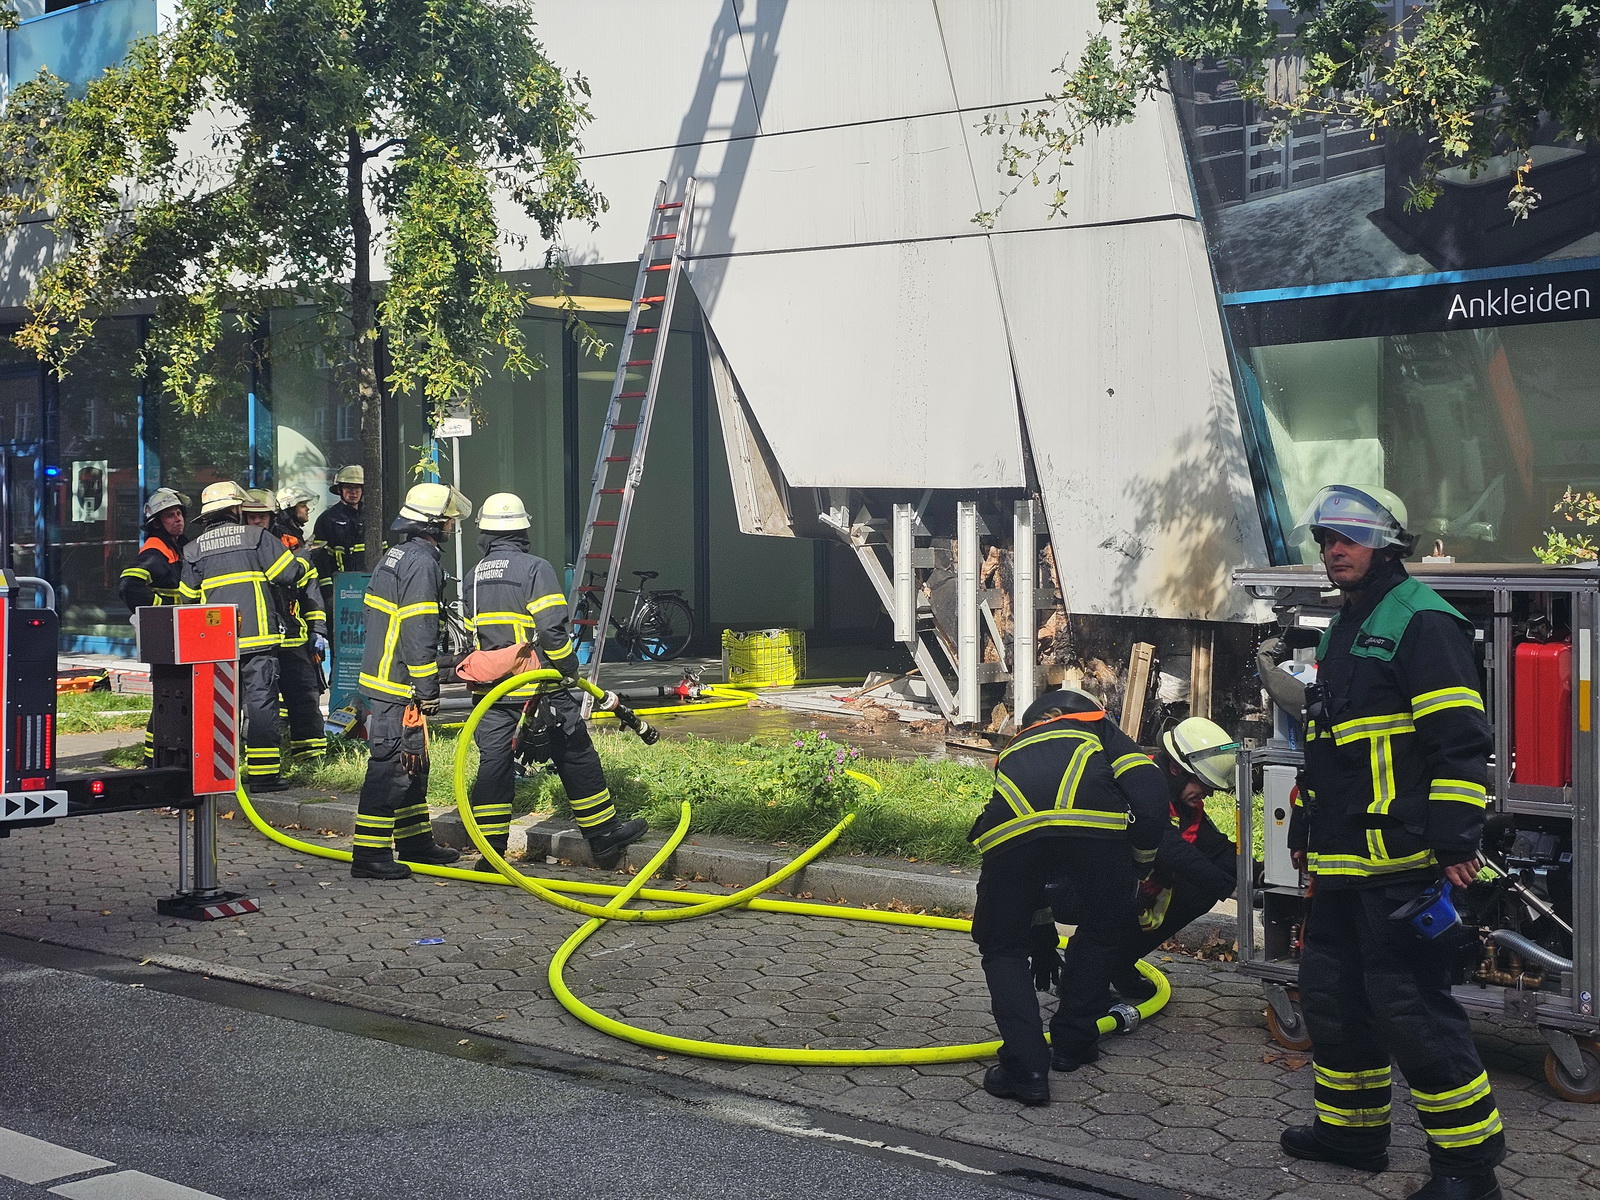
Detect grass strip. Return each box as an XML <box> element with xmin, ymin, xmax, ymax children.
<box><xmin>58</xmin><ymin>690</ymin><xmax>153</xmax><ymax>734</ymax></box>
<box><xmin>102</xmin><ymin>722</ymin><xmax>1263</xmax><ymax>870</ymax></box>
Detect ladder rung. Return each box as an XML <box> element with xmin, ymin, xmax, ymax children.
<box><xmin>642</xmin><ymin>295</ymin><xmax>666</xmax><ymax>303</ymax></box>
<box><xmin>656</xmin><ymin>202</ymin><xmax>683</xmax><ymax>210</ymax></box>
<box><xmin>624</xmin><ymin>359</ymin><xmax>652</xmax><ymax>367</ymax></box>
<box><xmin>585</xmin><ymin>553</ymin><xmax>614</xmax><ymax>559</ymax></box>
<box><xmin>634</xmin><ymin>327</ymin><xmax>659</xmax><ymax>335</ymax></box>
<box><xmin>619</xmin><ymin>391</ymin><xmax>646</xmax><ymax>398</ymax></box>
<box><xmin>604</xmin><ymin>456</ymin><xmax>629</xmax><ymax>462</ymax></box>
<box><xmin>650</xmin><ymin>233</ymin><xmax>678</xmax><ymax>240</ymax></box>
<box><xmin>610</xmin><ymin>423</ymin><xmax>638</xmax><ymax>430</ymax></box>
<box><xmin>645</xmin><ymin>264</ymin><xmax>672</xmax><ymax>272</ymax></box>
<box><xmin>600</xmin><ymin>489</ymin><xmax>624</xmax><ymax>495</ymax></box>
<box><xmin>592</xmin><ymin>521</ymin><xmax>618</xmax><ymax>527</ymax></box>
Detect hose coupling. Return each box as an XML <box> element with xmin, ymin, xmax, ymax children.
<box><xmin>1108</xmin><ymin>1002</ymin><xmax>1142</xmax><ymax>1034</ymax></box>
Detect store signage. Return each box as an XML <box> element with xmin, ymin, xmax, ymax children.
<box><xmin>329</xmin><ymin>572</ymin><xmax>372</xmax><ymax>714</ymax></box>
<box><xmin>1226</xmin><ymin>265</ymin><xmax>1600</xmax><ymax>347</ymax></box>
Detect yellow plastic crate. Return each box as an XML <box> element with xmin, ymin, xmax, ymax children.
<box><xmin>721</xmin><ymin>628</ymin><xmax>806</xmax><ymax>687</ymax></box>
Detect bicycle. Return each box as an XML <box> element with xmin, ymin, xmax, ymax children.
<box><xmin>439</xmin><ymin>574</ymin><xmax>473</xmax><ymax>663</ymax></box>
<box><xmin>573</xmin><ymin>569</ymin><xmax>695</xmax><ymax>662</ymax></box>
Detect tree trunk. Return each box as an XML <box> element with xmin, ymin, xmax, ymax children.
<box><xmin>348</xmin><ymin>127</ymin><xmax>384</xmax><ymax>567</ymax></box>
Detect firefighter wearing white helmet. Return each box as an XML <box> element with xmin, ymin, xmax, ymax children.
<box><xmin>178</xmin><ymin>480</ymin><xmax>314</xmax><ymax>791</ymax></box>
<box><xmin>312</xmin><ymin>464</ymin><xmax>366</xmax><ymax>587</ymax></box>
<box><xmin>349</xmin><ymin>481</ymin><xmax>471</xmax><ymax>879</ymax></box>
<box><xmin>1280</xmin><ymin>482</ymin><xmax>1503</xmax><ymax>1197</ymax></box>
<box><xmin>1101</xmin><ymin>717</ymin><xmax>1242</xmax><ymax>1005</ymax></box>
<box><xmin>462</xmin><ymin>492</ymin><xmax>645</xmax><ymax>871</ymax></box>
<box><xmin>119</xmin><ymin>487</ymin><xmax>191</xmax><ymax>764</ymax></box>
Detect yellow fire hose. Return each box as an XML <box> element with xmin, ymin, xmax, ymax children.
<box><xmin>231</xmin><ymin>668</ymin><xmax>1171</xmax><ymax>1065</ymax></box>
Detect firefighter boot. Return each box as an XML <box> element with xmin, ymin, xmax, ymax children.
<box><xmin>395</xmin><ymin>836</ymin><xmax>462</xmax><ymax>867</ymax></box>
<box><xmin>470</xmin><ymin>837</ymin><xmax>511</xmax><ymax>875</ymax></box>
<box><xmin>1280</xmin><ymin>1126</ymin><xmax>1389</xmax><ymax>1173</ymax></box>
<box><xmin>1405</xmin><ymin>1173</ymin><xmax>1502</xmax><ymax>1200</ymax></box>
<box><xmin>587</xmin><ymin>816</ymin><xmax>648</xmax><ymax>863</ymax></box>
<box><xmin>1111</xmin><ymin>967</ymin><xmax>1159</xmax><ymax>1003</ymax></box>
<box><xmin>351</xmin><ymin>852</ymin><xmax>412</xmax><ymax>881</ymax></box>
<box><xmin>982</xmin><ymin>1064</ymin><xmax>1050</xmax><ymax>1106</ymax></box>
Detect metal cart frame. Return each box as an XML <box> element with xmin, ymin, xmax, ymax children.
<box><xmin>1232</xmin><ymin>564</ymin><xmax>1600</xmax><ymax>1094</ymax></box>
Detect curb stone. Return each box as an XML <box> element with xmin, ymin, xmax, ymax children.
<box><xmin>217</xmin><ymin>791</ymin><xmax>1241</xmax><ymax>943</ymax></box>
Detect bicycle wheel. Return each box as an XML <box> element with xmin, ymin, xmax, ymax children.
<box><xmin>628</xmin><ymin>594</ymin><xmax>694</xmax><ymax>661</ymax></box>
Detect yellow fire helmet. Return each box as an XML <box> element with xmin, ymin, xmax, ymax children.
<box><xmin>330</xmin><ymin>464</ymin><xmax>365</xmax><ymax>495</ymax></box>
<box><xmin>1161</xmin><ymin>717</ymin><xmax>1240</xmax><ymax>792</ymax></box>
<box><xmin>396</xmin><ymin>482</ymin><xmax>472</xmax><ymax>524</ymax></box>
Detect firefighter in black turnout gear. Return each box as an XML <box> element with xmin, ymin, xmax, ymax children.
<box><xmin>243</xmin><ymin>490</ymin><xmax>328</xmax><ymax>764</ymax></box>
<box><xmin>351</xmin><ymin>483</ymin><xmax>469</xmax><ymax>880</ymax></box>
<box><xmin>464</xmin><ymin>492</ymin><xmax>646</xmax><ymax>870</ymax></box>
<box><xmin>968</xmin><ymin>689</ymin><xmax>1169</xmax><ymax>1105</ymax></box>
<box><xmin>1282</xmin><ymin>484</ymin><xmax>1504</xmax><ymax>1200</ymax></box>
<box><xmin>1108</xmin><ymin>717</ymin><xmax>1240</xmax><ymax>1001</ymax></box>
<box><xmin>119</xmin><ymin>488</ymin><xmax>189</xmax><ymax>765</ymax></box>
<box><xmin>179</xmin><ymin>482</ymin><xmax>314</xmax><ymax>792</ymax></box>
<box><xmin>312</xmin><ymin>464</ymin><xmax>366</xmax><ymax>590</ymax></box>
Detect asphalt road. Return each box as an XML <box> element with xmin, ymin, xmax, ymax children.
<box><xmin>0</xmin><ymin>942</ymin><xmax>1136</xmax><ymax>1200</ymax></box>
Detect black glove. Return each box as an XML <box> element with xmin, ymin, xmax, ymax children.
<box><xmin>1029</xmin><ymin>918</ymin><xmax>1063</xmax><ymax>993</ymax></box>
<box><xmin>417</xmin><ymin>696</ymin><xmax>440</xmax><ymax>717</ymax></box>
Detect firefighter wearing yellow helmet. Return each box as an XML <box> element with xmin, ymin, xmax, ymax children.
<box><xmin>312</xmin><ymin>464</ymin><xmax>366</xmax><ymax>587</ymax></box>
<box><xmin>350</xmin><ymin>482</ymin><xmax>472</xmax><ymax>879</ymax></box>
<box><xmin>1097</xmin><ymin>717</ymin><xmax>1241</xmax><ymax>1005</ymax></box>
<box><xmin>1280</xmin><ymin>483</ymin><xmax>1504</xmax><ymax>1199</ymax></box>
<box><xmin>178</xmin><ymin>481</ymin><xmax>315</xmax><ymax>790</ymax></box>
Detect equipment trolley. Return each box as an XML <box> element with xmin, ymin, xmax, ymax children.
<box><xmin>1233</xmin><ymin>564</ymin><xmax>1600</xmax><ymax>1102</ymax></box>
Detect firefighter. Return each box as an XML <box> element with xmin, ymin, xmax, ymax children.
<box><xmin>1106</xmin><ymin>717</ymin><xmax>1239</xmax><ymax>1002</ymax></box>
<box><xmin>968</xmin><ymin>688</ymin><xmax>1169</xmax><ymax>1106</ymax></box>
<box><xmin>312</xmin><ymin>464</ymin><xmax>365</xmax><ymax>589</ymax></box>
<box><xmin>179</xmin><ymin>481</ymin><xmax>314</xmax><ymax>793</ymax></box>
<box><xmin>119</xmin><ymin>488</ymin><xmax>189</xmax><ymax>765</ymax></box>
<box><xmin>463</xmin><ymin>492</ymin><xmax>646</xmax><ymax>871</ymax></box>
<box><xmin>1283</xmin><ymin>484</ymin><xmax>1503</xmax><ymax>1200</ymax></box>
<box><xmin>275</xmin><ymin>483</ymin><xmax>317</xmax><ymax>539</ymax></box>
<box><xmin>244</xmin><ymin>490</ymin><xmax>328</xmax><ymax>764</ymax></box>
<box><xmin>352</xmin><ymin>482</ymin><xmax>468</xmax><ymax>879</ymax></box>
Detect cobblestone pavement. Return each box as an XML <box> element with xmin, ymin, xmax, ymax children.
<box><xmin>2</xmin><ymin>809</ymin><xmax>1595</xmax><ymax>1200</ymax></box>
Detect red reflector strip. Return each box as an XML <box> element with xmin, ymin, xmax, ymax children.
<box><xmin>21</xmin><ymin>777</ymin><xmax>45</xmax><ymax>790</ymax></box>
<box><xmin>44</xmin><ymin>714</ymin><xmax>51</xmax><ymax>769</ymax></box>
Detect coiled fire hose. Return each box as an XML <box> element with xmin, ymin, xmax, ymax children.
<box><xmin>232</xmin><ymin>668</ymin><xmax>1171</xmax><ymax>1064</ymax></box>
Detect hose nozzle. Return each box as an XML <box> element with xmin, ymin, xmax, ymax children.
<box><xmin>599</xmin><ymin>691</ymin><xmax>661</xmax><ymax>745</ymax></box>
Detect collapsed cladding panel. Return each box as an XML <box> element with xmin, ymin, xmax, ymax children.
<box><xmin>993</xmin><ymin>217</ymin><xmax>1270</xmax><ymax>623</ymax></box>
<box><xmin>689</xmin><ymin>236</ymin><xmax>1025</xmax><ymax>490</ymax></box>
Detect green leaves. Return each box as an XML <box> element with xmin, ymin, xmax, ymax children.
<box><xmin>0</xmin><ymin>0</ymin><xmax>601</xmax><ymax>445</ymax></box>
<box><xmin>979</xmin><ymin>1</ymin><xmax>1600</xmax><ymax>224</ymax></box>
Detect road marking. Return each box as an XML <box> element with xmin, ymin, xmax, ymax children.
<box><xmin>779</xmin><ymin>1125</ymin><xmax>997</xmax><ymax>1175</ymax></box>
<box><xmin>0</xmin><ymin>1127</ymin><xmax>112</xmax><ymax>1185</ymax></box>
<box><xmin>50</xmin><ymin>1170</ymin><xmax>226</xmax><ymax>1200</ymax></box>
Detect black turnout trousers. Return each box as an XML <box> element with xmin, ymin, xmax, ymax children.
<box><xmin>1300</xmin><ymin>884</ymin><xmax>1505</xmax><ymax>1175</ymax></box>
<box><xmin>971</xmin><ymin>836</ymin><xmax>1135</xmax><ymax>1076</ymax></box>
<box><xmin>471</xmin><ymin>690</ymin><xmax>612</xmax><ymax>848</ymax></box>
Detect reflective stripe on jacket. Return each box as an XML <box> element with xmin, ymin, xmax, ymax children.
<box><xmin>358</xmin><ymin>536</ymin><xmax>442</xmax><ymax>702</ymax></box>
<box><xmin>179</xmin><ymin>521</ymin><xmax>307</xmax><ymax>652</ymax></box>
<box><xmin>463</xmin><ymin>534</ymin><xmax>577</xmax><ymax>699</ymax></box>
<box><xmin>1290</xmin><ymin>568</ymin><xmax>1491</xmax><ymax>886</ymax></box>
<box><xmin>119</xmin><ymin>534</ymin><xmax>185</xmax><ymax>615</ymax></box>
<box><xmin>967</xmin><ymin>710</ymin><xmax>1169</xmax><ymax>857</ymax></box>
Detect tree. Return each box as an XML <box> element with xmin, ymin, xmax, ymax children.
<box><xmin>976</xmin><ymin>1</ymin><xmax>1600</xmax><ymax>225</ymax></box>
<box><xmin>0</xmin><ymin>0</ymin><xmax>604</xmax><ymax>558</ymax></box>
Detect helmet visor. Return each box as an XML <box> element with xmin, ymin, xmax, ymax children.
<box><xmin>1177</xmin><ymin>741</ymin><xmax>1239</xmax><ymax>792</ymax></box>
<box><xmin>1291</xmin><ymin>485</ymin><xmax>1402</xmax><ymax>550</ymax></box>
